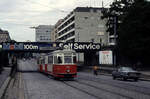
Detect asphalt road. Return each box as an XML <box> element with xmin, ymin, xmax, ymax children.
<box><xmin>15</xmin><ymin>59</ymin><xmax>150</xmax><ymax>99</ymax></box>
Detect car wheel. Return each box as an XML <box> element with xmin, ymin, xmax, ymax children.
<box><xmin>123</xmin><ymin>77</ymin><xmax>127</xmax><ymax>81</ymax></box>
<box><xmin>134</xmin><ymin>78</ymin><xmax>138</xmax><ymax>81</ymax></box>
<box><xmin>113</xmin><ymin>76</ymin><xmax>116</xmax><ymax>80</ymax></box>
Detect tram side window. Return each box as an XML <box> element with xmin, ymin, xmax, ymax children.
<box><xmin>48</xmin><ymin>56</ymin><xmax>53</xmax><ymax>63</ymax></box>
<box><xmin>43</xmin><ymin>58</ymin><xmax>45</xmax><ymax>64</ymax></box>
<box><xmin>37</xmin><ymin>59</ymin><xmax>39</xmax><ymax>64</ymax></box>
<box><xmin>54</xmin><ymin>56</ymin><xmax>58</xmax><ymax>64</ymax></box>
<box><xmin>58</xmin><ymin>56</ymin><xmax>62</xmax><ymax>63</ymax></box>
<box><xmin>41</xmin><ymin>59</ymin><xmax>44</xmax><ymax>64</ymax></box>
<box><xmin>64</xmin><ymin>56</ymin><xmax>72</xmax><ymax>63</ymax></box>
<box><xmin>73</xmin><ymin>56</ymin><xmax>76</xmax><ymax>63</ymax></box>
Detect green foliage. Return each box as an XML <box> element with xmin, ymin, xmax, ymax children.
<box><xmin>118</xmin><ymin>0</ymin><xmax>150</xmax><ymax>65</ymax></box>
<box><xmin>102</xmin><ymin>0</ymin><xmax>150</xmax><ymax>66</ymax></box>
<box><xmin>101</xmin><ymin>0</ymin><xmax>134</xmax><ymax>37</ymax></box>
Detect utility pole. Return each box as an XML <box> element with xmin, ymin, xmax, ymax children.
<box><xmin>113</xmin><ymin>16</ymin><xmax>117</xmax><ymax>67</ymax></box>
<box><xmin>114</xmin><ymin>16</ymin><xmax>117</xmax><ymax>45</ymax></box>
<box><xmin>102</xmin><ymin>0</ymin><xmax>104</xmax><ymax>8</ymax></box>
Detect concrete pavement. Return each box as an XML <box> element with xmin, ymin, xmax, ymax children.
<box><xmin>0</xmin><ymin>67</ymin><xmax>11</xmax><ymax>99</ymax></box>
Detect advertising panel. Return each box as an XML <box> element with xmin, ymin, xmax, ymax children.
<box><xmin>99</xmin><ymin>50</ymin><xmax>113</xmax><ymax>64</ymax></box>
<box><xmin>2</xmin><ymin>43</ymin><xmax>24</xmax><ymax>50</ymax></box>
<box><xmin>1</xmin><ymin>42</ymin><xmax>101</xmax><ymax>52</ymax></box>
<box><xmin>59</xmin><ymin>42</ymin><xmax>101</xmax><ymax>51</ymax></box>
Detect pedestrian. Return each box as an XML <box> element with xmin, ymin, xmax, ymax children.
<box><xmin>93</xmin><ymin>65</ymin><xmax>98</xmax><ymax>76</ymax></box>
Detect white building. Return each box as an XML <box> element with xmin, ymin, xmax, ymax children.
<box><xmin>51</xmin><ymin>7</ymin><xmax>110</xmax><ymax>64</ymax></box>
<box><xmin>54</xmin><ymin>7</ymin><xmax>109</xmax><ymax>45</ymax></box>
<box><xmin>35</xmin><ymin>25</ymin><xmax>53</xmax><ymax>42</ymax></box>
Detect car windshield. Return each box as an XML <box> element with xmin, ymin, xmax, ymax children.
<box><xmin>120</xmin><ymin>67</ymin><xmax>134</xmax><ymax>71</ymax></box>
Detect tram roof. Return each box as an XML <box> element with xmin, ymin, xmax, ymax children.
<box><xmin>52</xmin><ymin>49</ymin><xmax>76</xmax><ymax>54</ymax></box>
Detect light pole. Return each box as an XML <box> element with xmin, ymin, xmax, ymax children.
<box><xmin>113</xmin><ymin>16</ymin><xmax>117</xmax><ymax>67</ymax></box>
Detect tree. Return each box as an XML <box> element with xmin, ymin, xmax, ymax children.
<box><xmin>118</xmin><ymin>0</ymin><xmax>150</xmax><ymax>66</ymax></box>
<box><xmin>102</xmin><ymin>0</ymin><xmax>150</xmax><ymax>67</ymax></box>
<box><xmin>101</xmin><ymin>0</ymin><xmax>134</xmax><ymax>65</ymax></box>
<box><xmin>101</xmin><ymin>0</ymin><xmax>134</xmax><ymax>38</ymax></box>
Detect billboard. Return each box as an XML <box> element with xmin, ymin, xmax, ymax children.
<box><xmin>1</xmin><ymin>42</ymin><xmax>60</xmax><ymax>51</ymax></box>
<box><xmin>58</xmin><ymin>42</ymin><xmax>101</xmax><ymax>51</ymax></box>
<box><xmin>1</xmin><ymin>42</ymin><xmax>101</xmax><ymax>52</ymax></box>
<box><xmin>99</xmin><ymin>50</ymin><xmax>113</xmax><ymax>64</ymax></box>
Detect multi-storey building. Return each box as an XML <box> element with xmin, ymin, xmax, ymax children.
<box><xmin>52</xmin><ymin>7</ymin><xmax>110</xmax><ymax>64</ymax></box>
<box><xmin>0</xmin><ymin>28</ymin><xmax>11</xmax><ymax>43</ymax></box>
<box><xmin>51</xmin><ymin>19</ymin><xmax>63</xmax><ymax>42</ymax></box>
<box><xmin>35</xmin><ymin>25</ymin><xmax>53</xmax><ymax>42</ymax></box>
<box><xmin>55</xmin><ymin>7</ymin><xmax>109</xmax><ymax>46</ymax></box>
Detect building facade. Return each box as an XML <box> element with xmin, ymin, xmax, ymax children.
<box><xmin>35</xmin><ymin>25</ymin><xmax>53</xmax><ymax>42</ymax></box>
<box><xmin>54</xmin><ymin>7</ymin><xmax>109</xmax><ymax>46</ymax></box>
<box><xmin>51</xmin><ymin>7</ymin><xmax>110</xmax><ymax>64</ymax></box>
<box><xmin>51</xmin><ymin>19</ymin><xmax>63</xmax><ymax>42</ymax></box>
<box><xmin>0</xmin><ymin>29</ymin><xmax>11</xmax><ymax>43</ymax></box>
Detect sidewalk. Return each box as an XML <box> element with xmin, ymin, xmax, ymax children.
<box><xmin>139</xmin><ymin>71</ymin><xmax>150</xmax><ymax>81</ymax></box>
<box><xmin>79</xmin><ymin>66</ymin><xmax>150</xmax><ymax>81</ymax></box>
<box><xmin>0</xmin><ymin>67</ymin><xmax>11</xmax><ymax>99</ymax></box>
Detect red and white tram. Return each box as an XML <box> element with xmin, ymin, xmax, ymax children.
<box><xmin>37</xmin><ymin>50</ymin><xmax>77</xmax><ymax>78</ymax></box>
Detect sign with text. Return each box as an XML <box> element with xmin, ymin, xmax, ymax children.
<box><xmin>99</xmin><ymin>50</ymin><xmax>113</xmax><ymax>64</ymax></box>
<box><xmin>1</xmin><ymin>42</ymin><xmax>101</xmax><ymax>52</ymax></box>
<box><xmin>59</xmin><ymin>42</ymin><xmax>101</xmax><ymax>51</ymax></box>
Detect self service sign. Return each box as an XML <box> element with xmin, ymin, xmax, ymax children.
<box><xmin>58</xmin><ymin>42</ymin><xmax>101</xmax><ymax>51</ymax></box>
<box><xmin>2</xmin><ymin>42</ymin><xmax>101</xmax><ymax>51</ymax></box>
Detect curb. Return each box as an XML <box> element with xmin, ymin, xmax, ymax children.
<box><xmin>139</xmin><ymin>78</ymin><xmax>150</xmax><ymax>82</ymax></box>
<box><xmin>81</xmin><ymin>67</ymin><xmax>150</xmax><ymax>82</ymax></box>
<box><xmin>0</xmin><ymin>77</ymin><xmax>11</xmax><ymax>99</ymax></box>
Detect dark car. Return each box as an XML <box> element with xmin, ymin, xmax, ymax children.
<box><xmin>112</xmin><ymin>67</ymin><xmax>141</xmax><ymax>81</ymax></box>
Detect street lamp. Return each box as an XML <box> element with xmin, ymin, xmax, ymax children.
<box><xmin>113</xmin><ymin>15</ymin><xmax>118</xmax><ymax>68</ymax></box>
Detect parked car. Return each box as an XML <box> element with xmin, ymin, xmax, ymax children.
<box><xmin>112</xmin><ymin>67</ymin><xmax>141</xmax><ymax>81</ymax></box>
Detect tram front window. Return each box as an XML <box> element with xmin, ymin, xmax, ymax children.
<box><xmin>64</xmin><ymin>56</ymin><xmax>72</xmax><ymax>63</ymax></box>
<box><xmin>58</xmin><ymin>56</ymin><xmax>62</xmax><ymax>63</ymax></box>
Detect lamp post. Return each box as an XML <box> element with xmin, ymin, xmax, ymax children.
<box><xmin>113</xmin><ymin>16</ymin><xmax>117</xmax><ymax>67</ymax></box>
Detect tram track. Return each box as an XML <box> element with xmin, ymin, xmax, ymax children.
<box><xmin>76</xmin><ymin>80</ymin><xmax>134</xmax><ymax>99</ymax></box>
<box><xmin>62</xmin><ymin>81</ymin><xmax>102</xmax><ymax>99</ymax></box>
<box><xmin>80</xmin><ymin>73</ymin><xmax>150</xmax><ymax>90</ymax></box>
<box><xmin>79</xmin><ymin>76</ymin><xmax>150</xmax><ymax>96</ymax></box>
<box><xmin>62</xmin><ymin>80</ymin><xmax>134</xmax><ymax>99</ymax></box>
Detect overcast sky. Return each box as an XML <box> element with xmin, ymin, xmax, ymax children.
<box><xmin>0</xmin><ymin>0</ymin><xmax>113</xmax><ymax>42</ymax></box>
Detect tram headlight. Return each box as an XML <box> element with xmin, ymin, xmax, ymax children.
<box><xmin>66</xmin><ymin>69</ymin><xmax>70</xmax><ymax>73</ymax></box>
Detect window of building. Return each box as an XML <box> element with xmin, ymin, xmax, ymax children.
<box><xmin>109</xmin><ymin>38</ymin><xmax>115</xmax><ymax>43</ymax></box>
<box><xmin>84</xmin><ymin>17</ymin><xmax>88</xmax><ymax>19</ymax></box>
